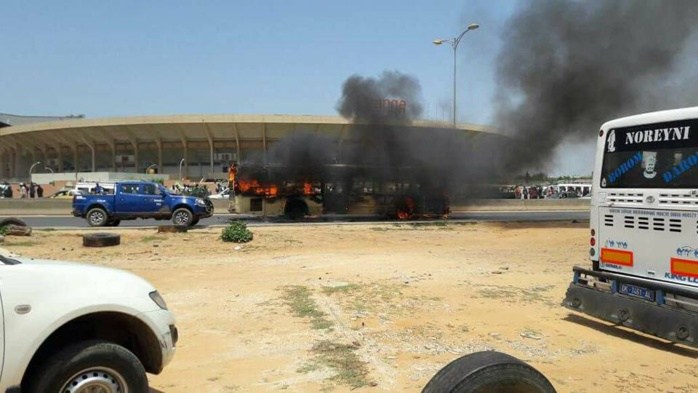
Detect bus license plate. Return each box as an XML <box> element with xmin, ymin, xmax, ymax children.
<box><xmin>619</xmin><ymin>283</ymin><xmax>655</xmax><ymax>302</ymax></box>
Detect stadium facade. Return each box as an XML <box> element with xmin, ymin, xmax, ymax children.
<box><xmin>0</xmin><ymin>113</ymin><xmax>500</xmax><ymax>181</ymax></box>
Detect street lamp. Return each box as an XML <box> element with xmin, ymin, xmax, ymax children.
<box><xmin>179</xmin><ymin>158</ymin><xmax>185</xmax><ymax>181</ymax></box>
<box><xmin>29</xmin><ymin>161</ymin><xmax>41</xmax><ymax>178</ymax></box>
<box><xmin>433</xmin><ymin>23</ymin><xmax>480</xmax><ymax>127</ymax></box>
<box><xmin>145</xmin><ymin>163</ymin><xmax>158</xmax><ymax>174</ymax></box>
<box><xmin>44</xmin><ymin>167</ymin><xmax>54</xmax><ymax>174</ymax></box>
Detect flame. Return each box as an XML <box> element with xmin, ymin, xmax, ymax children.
<box><xmin>396</xmin><ymin>196</ymin><xmax>416</xmax><ymax>220</ymax></box>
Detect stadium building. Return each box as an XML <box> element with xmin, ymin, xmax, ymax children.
<box><xmin>0</xmin><ymin>113</ymin><xmax>501</xmax><ymax>182</ymax></box>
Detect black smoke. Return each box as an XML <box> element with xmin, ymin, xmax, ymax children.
<box><xmin>495</xmin><ymin>0</ymin><xmax>698</xmax><ymax>173</ymax></box>
<box><xmin>336</xmin><ymin>71</ymin><xmax>503</xmax><ymax>195</ymax></box>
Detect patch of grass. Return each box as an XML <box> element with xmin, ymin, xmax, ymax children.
<box><xmin>141</xmin><ymin>235</ymin><xmax>158</xmax><ymax>242</ymax></box>
<box><xmin>282</xmin><ymin>286</ymin><xmax>333</xmax><ymax>330</ymax></box>
<box><xmin>321</xmin><ymin>283</ymin><xmax>360</xmax><ymax>295</ymax></box>
<box><xmin>477</xmin><ymin>284</ymin><xmax>555</xmax><ymax>305</ymax></box>
<box><xmin>4</xmin><ymin>241</ymin><xmax>39</xmax><ymax>247</ymax></box>
<box><xmin>0</xmin><ymin>225</ymin><xmax>7</xmax><ymax>236</ymax></box>
<box><xmin>305</xmin><ymin>340</ymin><xmax>372</xmax><ymax>389</ymax></box>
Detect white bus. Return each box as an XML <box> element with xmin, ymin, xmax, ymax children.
<box><xmin>565</xmin><ymin>107</ymin><xmax>698</xmax><ymax>347</ymax></box>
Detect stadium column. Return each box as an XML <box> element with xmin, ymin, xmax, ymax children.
<box><xmin>202</xmin><ymin>122</ymin><xmax>214</xmax><ymax>178</ymax></box>
<box><xmin>72</xmin><ymin>144</ymin><xmax>79</xmax><ymax>173</ymax></box>
<box><xmin>81</xmin><ymin>136</ymin><xmax>96</xmax><ymax>172</ymax></box>
<box><xmin>181</xmin><ymin>138</ymin><xmax>189</xmax><ymax>180</ymax></box>
<box><xmin>155</xmin><ymin>138</ymin><xmax>163</xmax><ymax>176</ymax></box>
<box><xmin>57</xmin><ymin>146</ymin><xmax>64</xmax><ymax>172</ymax></box>
<box><xmin>0</xmin><ymin>149</ymin><xmax>6</xmax><ymax>179</ymax></box>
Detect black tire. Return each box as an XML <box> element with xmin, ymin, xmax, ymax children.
<box><xmin>86</xmin><ymin>207</ymin><xmax>109</xmax><ymax>227</ymax></box>
<box><xmin>0</xmin><ymin>217</ymin><xmax>27</xmax><ymax>227</ymax></box>
<box><xmin>284</xmin><ymin>198</ymin><xmax>309</xmax><ymax>220</ymax></box>
<box><xmin>190</xmin><ymin>217</ymin><xmax>200</xmax><ymax>226</ymax></box>
<box><xmin>106</xmin><ymin>219</ymin><xmax>121</xmax><ymax>227</ymax></box>
<box><xmin>83</xmin><ymin>233</ymin><xmax>121</xmax><ymax>247</ymax></box>
<box><xmin>422</xmin><ymin>351</ymin><xmax>556</xmax><ymax>393</ymax></box>
<box><xmin>25</xmin><ymin>340</ymin><xmax>148</xmax><ymax>393</ymax></box>
<box><xmin>172</xmin><ymin>207</ymin><xmax>193</xmax><ymax>226</ymax></box>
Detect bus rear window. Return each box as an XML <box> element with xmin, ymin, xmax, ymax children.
<box><xmin>600</xmin><ymin>119</ymin><xmax>698</xmax><ymax>188</ymax></box>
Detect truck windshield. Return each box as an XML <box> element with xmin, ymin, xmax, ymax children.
<box><xmin>600</xmin><ymin>118</ymin><xmax>698</xmax><ymax>188</ymax></box>
<box><xmin>157</xmin><ymin>184</ymin><xmax>171</xmax><ymax>196</ymax></box>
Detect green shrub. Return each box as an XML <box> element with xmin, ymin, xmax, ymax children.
<box><xmin>221</xmin><ymin>221</ymin><xmax>253</xmax><ymax>243</ymax></box>
<box><xmin>0</xmin><ymin>225</ymin><xmax>6</xmax><ymax>236</ymax></box>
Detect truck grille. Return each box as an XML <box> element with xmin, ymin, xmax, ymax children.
<box><xmin>607</xmin><ymin>192</ymin><xmax>644</xmax><ymax>204</ymax></box>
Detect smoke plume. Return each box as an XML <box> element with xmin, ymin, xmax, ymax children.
<box><xmin>336</xmin><ymin>71</ymin><xmax>501</xmax><ymax>194</ymax></box>
<box><xmin>496</xmin><ymin>0</ymin><xmax>698</xmax><ymax>173</ymax></box>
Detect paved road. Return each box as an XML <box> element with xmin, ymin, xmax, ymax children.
<box><xmin>4</xmin><ymin>211</ymin><xmax>589</xmax><ymax>229</ymax></box>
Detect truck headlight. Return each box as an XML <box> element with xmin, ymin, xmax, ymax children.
<box><xmin>149</xmin><ymin>290</ymin><xmax>168</xmax><ymax>310</ymax></box>
<box><xmin>195</xmin><ymin>198</ymin><xmax>206</xmax><ymax>207</ymax></box>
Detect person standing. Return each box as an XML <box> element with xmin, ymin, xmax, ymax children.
<box><xmin>37</xmin><ymin>184</ymin><xmax>44</xmax><ymax>198</ymax></box>
<box><xmin>19</xmin><ymin>183</ymin><xmax>27</xmax><ymax>198</ymax></box>
<box><xmin>29</xmin><ymin>183</ymin><xmax>36</xmax><ymax>198</ymax></box>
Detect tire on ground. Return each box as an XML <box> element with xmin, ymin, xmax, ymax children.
<box><xmin>172</xmin><ymin>207</ymin><xmax>194</xmax><ymax>226</ymax></box>
<box><xmin>83</xmin><ymin>233</ymin><xmax>121</xmax><ymax>247</ymax></box>
<box><xmin>24</xmin><ymin>340</ymin><xmax>148</xmax><ymax>393</ymax></box>
<box><xmin>86</xmin><ymin>207</ymin><xmax>108</xmax><ymax>227</ymax></box>
<box><xmin>0</xmin><ymin>217</ymin><xmax>27</xmax><ymax>227</ymax></box>
<box><xmin>190</xmin><ymin>217</ymin><xmax>200</xmax><ymax>226</ymax></box>
<box><xmin>422</xmin><ymin>351</ymin><xmax>556</xmax><ymax>393</ymax></box>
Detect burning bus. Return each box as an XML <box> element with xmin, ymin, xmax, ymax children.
<box><xmin>228</xmin><ymin>161</ymin><xmax>451</xmax><ymax>219</ymax></box>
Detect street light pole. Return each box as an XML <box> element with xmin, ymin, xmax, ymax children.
<box><xmin>179</xmin><ymin>158</ymin><xmax>185</xmax><ymax>181</ymax></box>
<box><xmin>433</xmin><ymin>23</ymin><xmax>480</xmax><ymax>127</ymax></box>
<box><xmin>29</xmin><ymin>161</ymin><xmax>41</xmax><ymax>179</ymax></box>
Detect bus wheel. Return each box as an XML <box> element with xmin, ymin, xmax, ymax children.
<box><xmin>284</xmin><ymin>198</ymin><xmax>308</xmax><ymax>220</ymax></box>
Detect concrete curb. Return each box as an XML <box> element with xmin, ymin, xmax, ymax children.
<box><xmin>0</xmin><ymin>198</ymin><xmax>590</xmax><ymax>216</ymax></box>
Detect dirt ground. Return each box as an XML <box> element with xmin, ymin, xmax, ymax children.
<box><xmin>5</xmin><ymin>221</ymin><xmax>698</xmax><ymax>392</ymax></box>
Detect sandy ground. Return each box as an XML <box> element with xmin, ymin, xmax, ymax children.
<box><xmin>4</xmin><ymin>221</ymin><xmax>698</xmax><ymax>393</ymax></box>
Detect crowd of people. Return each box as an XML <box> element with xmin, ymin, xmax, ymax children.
<box><xmin>501</xmin><ymin>184</ymin><xmax>591</xmax><ymax>199</ymax></box>
<box><xmin>0</xmin><ymin>182</ymin><xmax>44</xmax><ymax>198</ymax></box>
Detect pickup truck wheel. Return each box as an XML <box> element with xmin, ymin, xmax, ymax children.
<box><xmin>86</xmin><ymin>208</ymin><xmax>108</xmax><ymax>227</ymax></box>
<box><xmin>106</xmin><ymin>219</ymin><xmax>121</xmax><ymax>227</ymax></box>
<box><xmin>172</xmin><ymin>208</ymin><xmax>193</xmax><ymax>226</ymax></box>
<box><xmin>422</xmin><ymin>351</ymin><xmax>556</xmax><ymax>393</ymax></box>
<box><xmin>25</xmin><ymin>340</ymin><xmax>148</xmax><ymax>393</ymax></box>
<box><xmin>191</xmin><ymin>217</ymin><xmax>200</xmax><ymax>226</ymax></box>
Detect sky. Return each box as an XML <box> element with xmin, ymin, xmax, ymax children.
<box><xmin>1</xmin><ymin>1</ymin><xmax>593</xmax><ymax>175</ymax></box>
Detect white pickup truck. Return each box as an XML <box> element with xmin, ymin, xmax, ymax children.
<box><xmin>0</xmin><ymin>249</ymin><xmax>177</xmax><ymax>392</ymax></box>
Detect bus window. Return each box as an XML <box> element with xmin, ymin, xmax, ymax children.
<box><xmin>600</xmin><ymin>118</ymin><xmax>698</xmax><ymax>188</ymax></box>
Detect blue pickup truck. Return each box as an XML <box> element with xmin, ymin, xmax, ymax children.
<box><xmin>72</xmin><ymin>180</ymin><xmax>213</xmax><ymax>227</ymax></box>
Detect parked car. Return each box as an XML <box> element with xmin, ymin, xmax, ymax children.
<box><xmin>208</xmin><ymin>187</ymin><xmax>231</xmax><ymax>199</ymax></box>
<box><xmin>47</xmin><ymin>189</ymin><xmax>83</xmax><ymax>199</ymax></box>
<box><xmin>0</xmin><ymin>250</ymin><xmax>177</xmax><ymax>392</ymax></box>
<box><xmin>72</xmin><ymin>180</ymin><xmax>214</xmax><ymax>227</ymax></box>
